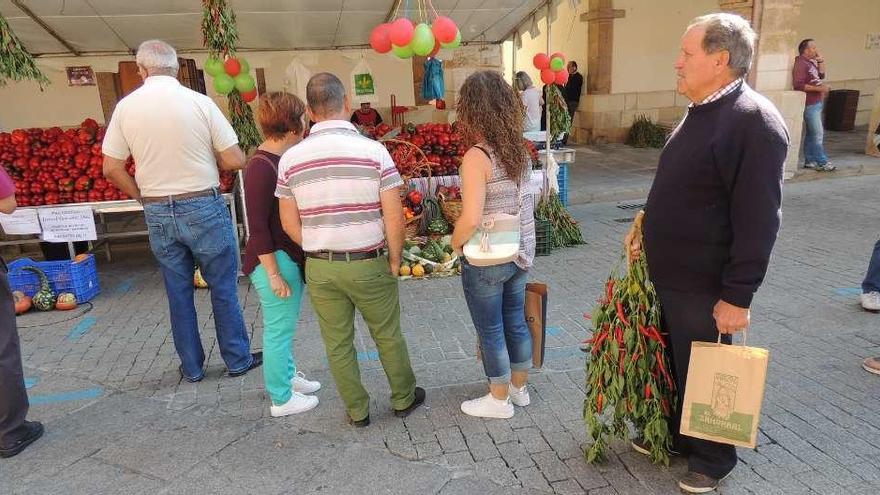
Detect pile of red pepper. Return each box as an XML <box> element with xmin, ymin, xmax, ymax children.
<box><xmin>583</xmin><ymin>248</ymin><xmax>678</xmax><ymax>466</ymax></box>
<box><xmin>0</xmin><ymin>119</ymin><xmax>236</xmax><ymax>207</ymax></box>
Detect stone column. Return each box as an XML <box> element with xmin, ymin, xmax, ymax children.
<box><xmin>581</xmin><ymin>0</ymin><xmax>625</xmax><ymax>95</ymax></box>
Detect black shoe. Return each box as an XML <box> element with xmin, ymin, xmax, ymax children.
<box><xmin>228</xmin><ymin>352</ymin><xmax>263</xmax><ymax>377</ymax></box>
<box><xmin>179</xmin><ymin>365</ymin><xmax>204</xmax><ymax>383</ymax></box>
<box><xmin>348</xmin><ymin>414</ymin><xmax>370</xmax><ymax>428</ymax></box>
<box><xmin>0</xmin><ymin>421</ymin><xmax>44</xmax><ymax>458</ymax></box>
<box><xmin>393</xmin><ymin>387</ymin><xmax>426</xmax><ymax>418</ymax></box>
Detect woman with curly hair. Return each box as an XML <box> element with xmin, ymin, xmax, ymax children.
<box><xmin>451</xmin><ymin>71</ymin><xmax>537</xmax><ymax>419</ymax></box>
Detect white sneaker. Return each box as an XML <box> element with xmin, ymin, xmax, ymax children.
<box><xmin>270</xmin><ymin>392</ymin><xmax>318</xmax><ymax>417</ymax></box>
<box><xmin>803</xmin><ymin>162</ymin><xmax>817</xmax><ymax>169</ymax></box>
<box><xmin>860</xmin><ymin>291</ymin><xmax>880</xmax><ymax>311</ymax></box>
<box><xmin>292</xmin><ymin>371</ymin><xmax>321</xmax><ymax>394</ymax></box>
<box><xmin>460</xmin><ymin>393</ymin><xmax>514</xmax><ymax>419</ymax></box>
<box><xmin>508</xmin><ymin>384</ymin><xmax>531</xmax><ymax>407</ymax></box>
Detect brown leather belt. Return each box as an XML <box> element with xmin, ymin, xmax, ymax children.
<box><xmin>305</xmin><ymin>249</ymin><xmax>383</xmax><ymax>261</ymax></box>
<box><xmin>141</xmin><ymin>188</ymin><xmax>216</xmax><ymax>204</ymax></box>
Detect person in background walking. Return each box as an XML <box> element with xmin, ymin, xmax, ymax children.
<box><xmin>244</xmin><ymin>92</ymin><xmax>321</xmax><ymax>417</ymax></box>
<box><xmin>276</xmin><ymin>73</ymin><xmax>424</xmax><ymax>427</ymax></box>
<box><xmin>102</xmin><ymin>39</ymin><xmax>261</xmax><ymax>382</ymax></box>
<box><xmin>451</xmin><ymin>70</ymin><xmax>536</xmax><ymax>419</ymax></box>
<box><xmin>792</xmin><ymin>38</ymin><xmax>835</xmax><ymax>171</ymax></box>
<box><xmin>562</xmin><ymin>61</ymin><xmax>584</xmax><ymax>145</ymax></box>
<box><xmin>627</xmin><ymin>14</ymin><xmax>788</xmax><ymax>493</ymax></box>
<box><xmin>514</xmin><ymin>71</ymin><xmax>542</xmax><ymax>133</ymax></box>
<box><xmin>0</xmin><ymin>167</ymin><xmax>43</xmax><ymax>459</ymax></box>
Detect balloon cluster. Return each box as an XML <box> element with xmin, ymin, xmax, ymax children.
<box><xmin>370</xmin><ymin>16</ymin><xmax>461</xmax><ymax>59</ymax></box>
<box><xmin>533</xmin><ymin>52</ymin><xmax>569</xmax><ymax>86</ymax></box>
<box><xmin>205</xmin><ymin>56</ymin><xmax>257</xmax><ymax>102</ymax></box>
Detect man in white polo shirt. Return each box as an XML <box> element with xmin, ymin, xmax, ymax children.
<box><xmin>276</xmin><ymin>73</ymin><xmax>424</xmax><ymax>427</ymax></box>
<box><xmin>102</xmin><ymin>39</ymin><xmax>261</xmax><ymax>382</ymax></box>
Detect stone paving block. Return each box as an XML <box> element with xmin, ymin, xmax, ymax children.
<box><xmin>474</xmin><ymin>457</ymin><xmax>520</xmax><ymax>487</ymax></box>
<box><xmin>543</xmin><ymin>430</ymin><xmax>584</xmax><ymax>460</ymax></box>
<box><xmin>497</xmin><ymin>441</ymin><xmax>535</xmax><ymax>470</ymax></box>
<box><xmin>485</xmin><ymin>419</ymin><xmax>517</xmax><ymax>444</ymax></box>
<box><xmin>385</xmin><ymin>432</ymin><xmax>418</xmax><ymax>460</ymax></box>
<box><xmin>564</xmin><ymin>457</ymin><xmax>610</xmax><ymax>491</ymax></box>
<box><xmin>436</xmin><ymin>426</ymin><xmax>468</xmax><ymax>453</ymax></box>
<box><xmin>516</xmin><ymin>466</ymin><xmax>554</xmax><ymax>493</ymax></box>
<box><xmin>443</xmin><ymin>451</ymin><xmax>476</xmax><ymax>468</ymax></box>
<box><xmin>552</xmin><ymin>479</ymin><xmax>587</xmax><ymax>495</ymax></box>
<box><xmin>464</xmin><ymin>432</ymin><xmax>501</xmax><ymax>461</ymax></box>
<box><xmin>516</xmin><ymin>426</ymin><xmax>552</xmax><ymax>454</ymax></box>
<box><xmin>415</xmin><ymin>439</ymin><xmax>444</xmax><ymax>460</ymax></box>
<box><xmin>533</xmin><ymin>451</ymin><xmax>573</xmax><ymax>483</ymax></box>
<box><xmin>752</xmin><ymin>464</ymin><xmax>812</xmax><ymax>493</ymax></box>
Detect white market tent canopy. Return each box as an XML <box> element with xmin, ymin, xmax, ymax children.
<box><xmin>0</xmin><ymin>0</ymin><xmax>550</xmax><ymax>56</ymax></box>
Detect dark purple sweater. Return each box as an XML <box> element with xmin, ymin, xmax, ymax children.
<box><xmin>242</xmin><ymin>150</ymin><xmax>304</xmax><ymax>277</ymax></box>
<box><xmin>643</xmin><ymin>83</ymin><xmax>789</xmax><ymax>308</ymax></box>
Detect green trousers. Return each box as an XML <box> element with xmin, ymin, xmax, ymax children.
<box><xmin>306</xmin><ymin>255</ymin><xmax>416</xmax><ymax>421</ymax></box>
<box><xmin>250</xmin><ymin>251</ymin><xmax>304</xmax><ymax>406</ymax></box>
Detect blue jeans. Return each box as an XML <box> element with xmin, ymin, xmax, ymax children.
<box><xmin>144</xmin><ymin>192</ymin><xmax>253</xmax><ymax>380</ymax></box>
<box><xmin>863</xmin><ymin>237</ymin><xmax>880</xmax><ymax>293</ymax></box>
<box><xmin>461</xmin><ymin>261</ymin><xmax>532</xmax><ymax>384</ymax></box>
<box><xmin>803</xmin><ymin>101</ymin><xmax>829</xmax><ymax>165</ymax></box>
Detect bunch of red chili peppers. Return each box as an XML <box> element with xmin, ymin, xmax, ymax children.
<box><xmin>583</xmin><ymin>250</ymin><xmax>677</xmax><ymax>466</ymax></box>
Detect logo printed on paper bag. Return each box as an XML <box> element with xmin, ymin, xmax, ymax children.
<box><xmin>689</xmin><ymin>372</ymin><xmax>753</xmax><ymax>443</ymax></box>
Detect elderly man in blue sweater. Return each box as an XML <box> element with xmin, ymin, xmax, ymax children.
<box><xmin>627</xmin><ymin>13</ymin><xmax>789</xmax><ymax>493</ymax></box>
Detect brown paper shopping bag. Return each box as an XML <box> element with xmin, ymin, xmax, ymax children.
<box><xmin>476</xmin><ymin>282</ymin><xmax>548</xmax><ymax>369</ymax></box>
<box><xmin>680</xmin><ymin>333</ymin><xmax>769</xmax><ymax>448</ymax></box>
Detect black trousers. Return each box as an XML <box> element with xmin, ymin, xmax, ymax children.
<box><xmin>656</xmin><ymin>287</ymin><xmax>738</xmax><ymax>480</ymax></box>
<box><xmin>0</xmin><ymin>259</ymin><xmax>28</xmax><ymax>449</ymax></box>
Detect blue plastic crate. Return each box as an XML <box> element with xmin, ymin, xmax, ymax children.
<box><xmin>558</xmin><ymin>163</ymin><xmax>569</xmax><ymax>206</ymax></box>
<box><xmin>7</xmin><ymin>254</ymin><xmax>100</xmax><ymax>304</ymax></box>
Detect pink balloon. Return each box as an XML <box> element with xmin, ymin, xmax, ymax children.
<box><xmin>431</xmin><ymin>16</ymin><xmax>458</xmax><ymax>44</ymax></box>
<box><xmin>540</xmin><ymin>68</ymin><xmax>555</xmax><ymax>85</ymax></box>
<box><xmin>428</xmin><ymin>39</ymin><xmax>441</xmax><ymax>58</ymax></box>
<box><xmin>370</xmin><ymin>24</ymin><xmax>392</xmax><ymax>53</ymax></box>
<box><xmin>533</xmin><ymin>53</ymin><xmax>550</xmax><ymax>70</ymax></box>
<box><xmin>390</xmin><ymin>18</ymin><xmax>415</xmax><ymax>47</ymax></box>
<box><xmin>555</xmin><ymin>69</ymin><xmax>569</xmax><ymax>85</ymax></box>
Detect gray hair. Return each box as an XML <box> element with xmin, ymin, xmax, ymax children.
<box><xmin>514</xmin><ymin>71</ymin><xmax>533</xmax><ymax>91</ymax></box>
<box><xmin>136</xmin><ymin>40</ymin><xmax>179</xmax><ymax>76</ymax></box>
<box><xmin>688</xmin><ymin>13</ymin><xmax>756</xmax><ymax>77</ymax></box>
<box><xmin>306</xmin><ymin>73</ymin><xmax>346</xmax><ymax>117</ymax></box>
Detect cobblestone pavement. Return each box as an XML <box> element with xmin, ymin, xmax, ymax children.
<box><xmin>2</xmin><ymin>175</ymin><xmax>880</xmax><ymax>494</ymax></box>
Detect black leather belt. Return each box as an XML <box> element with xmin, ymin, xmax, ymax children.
<box><xmin>141</xmin><ymin>188</ymin><xmax>216</xmax><ymax>204</ymax></box>
<box><xmin>305</xmin><ymin>249</ymin><xmax>382</xmax><ymax>261</ymax></box>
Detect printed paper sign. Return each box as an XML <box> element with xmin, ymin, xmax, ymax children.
<box><xmin>354</xmin><ymin>73</ymin><xmax>375</xmax><ymax>96</ymax></box>
<box><xmin>38</xmin><ymin>206</ymin><xmax>97</xmax><ymax>242</ymax></box>
<box><xmin>0</xmin><ymin>208</ymin><xmax>42</xmax><ymax>235</ymax></box>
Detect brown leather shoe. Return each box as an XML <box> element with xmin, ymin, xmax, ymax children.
<box><xmin>863</xmin><ymin>357</ymin><xmax>880</xmax><ymax>376</ymax></box>
<box><xmin>678</xmin><ymin>471</ymin><xmax>720</xmax><ymax>493</ymax></box>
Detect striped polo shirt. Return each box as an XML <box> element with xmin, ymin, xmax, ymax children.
<box><xmin>275</xmin><ymin>120</ymin><xmax>403</xmax><ymax>252</ymax></box>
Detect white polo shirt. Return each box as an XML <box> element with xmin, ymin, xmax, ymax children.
<box><xmin>102</xmin><ymin>75</ymin><xmax>238</xmax><ymax>197</ymax></box>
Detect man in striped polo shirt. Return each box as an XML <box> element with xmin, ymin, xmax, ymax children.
<box><xmin>276</xmin><ymin>73</ymin><xmax>424</xmax><ymax>427</ymax></box>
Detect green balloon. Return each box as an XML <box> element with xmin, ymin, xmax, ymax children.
<box><xmin>238</xmin><ymin>57</ymin><xmax>250</xmax><ymax>75</ymax></box>
<box><xmin>205</xmin><ymin>57</ymin><xmax>224</xmax><ymax>77</ymax></box>
<box><xmin>411</xmin><ymin>23</ymin><xmax>435</xmax><ymax>56</ymax></box>
<box><xmin>234</xmin><ymin>73</ymin><xmax>255</xmax><ymax>92</ymax></box>
<box><xmin>550</xmin><ymin>57</ymin><xmax>565</xmax><ymax>72</ymax></box>
<box><xmin>213</xmin><ymin>74</ymin><xmax>235</xmax><ymax>95</ymax></box>
<box><xmin>440</xmin><ymin>30</ymin><xmax>461</xmax><ymax>49</ymax></box>
<box><xmin>392</xmin><ymin>43</ymin><xmax>414</xmax><ymax>59</ymax></box>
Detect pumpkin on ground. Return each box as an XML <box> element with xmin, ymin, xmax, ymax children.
<box><xmin>23</xmin><ymin>266</ymin><xmax>55</xmax><ymax>311</ymax></box>
<box><xmin>55</xmin><ymin>293</ymin><xmax>77</xmax><ymax>311</ymax></box>
<box><xmin>13</xmin><ymin>291</ymin><xmax>31</xmax><ymax>315</ymax></box>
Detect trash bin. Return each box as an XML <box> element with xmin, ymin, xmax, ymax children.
<box><xmin>824</xmin><ymin>89</ymin><xmax>859</xmax><ymax>131</ymax></box>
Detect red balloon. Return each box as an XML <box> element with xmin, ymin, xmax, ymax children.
<box><xmin>555</xmin><ymin>69</ymin><xmax>569</xmax><ymax>85</ymax></box>
<box><xmin>389</xmin><ymin>18</ymin><xmax>415</xmax><ymax>47</ymax></box>
<box><xmin>431</xmin><ymin>16</ymin><xmax>458</xmax><ymax>44</ymax></box>
<box><xmin>224</xmin><ymin>58</ymin><xmax>241</xmax><ymax>77</ymax></box>
<box><xmin>550</xmin><ymin>52</ymin><xmax>566</xmax><ymax>65</ymax></box>
<box><xmin>428</xmin><ymin>39</ymin><xmax>441</xmax><ymax>58</ymax></box>
<box><xmin>370</xmin><ymin>23</ymin><xmax>393</xmax><ymax>53</ymax></box>
<box><xmin>241</xmin><ymin>89</ymin><xmax>257</xmax><ymax>103</ymax></box>
<box><xmin>540</xmin><ymin>68</ymin><xmax>555</xmax><ymax>85</ymax></box>
<box><xmin>533</xmin><ymin>53</ymin><xmax>550</xmax><ymax>70</ymax></box>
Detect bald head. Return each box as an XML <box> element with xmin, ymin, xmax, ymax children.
<box><xmin>306</xmin><ymin>73</ymin><xmax>348</xmax><ymax>121</ymax></box>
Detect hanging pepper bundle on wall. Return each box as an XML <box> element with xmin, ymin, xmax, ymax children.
<box><xmin>583</xmin><ymin>213</ymin><xmax>677</xmax><ymax>465</ymax></box>
<box><xmin>0</xmin><ymin>13</ymin><xmax>49</xmax><ymax>87</ymax></box>
<box><xmin>200</xmin><ymin>0</ymin><xmax>260</xmax><ymax>152</ymax></box>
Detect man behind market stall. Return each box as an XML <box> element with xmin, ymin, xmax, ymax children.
<box><xmin>350</xmin><ymin>102</ymin><xmax>383</xmax><ymax>128</ymax></box>
<box><xmin>276</xmin><ymin>73</ymin><xmax>424</xmax><ymax>427</ymax></box>
<box><xmin>0</xmin><ymin>167</ymin><xmax>43</xmax><ymax>459</ymax></box>
<box><xmin>562</xmin><ymin>61</ymin><xmax>583</xmax><ymax>145</ymax></box>
<box><xmin>101</xmin><ymin>39</ymin><xmax>262</xmax><ymax>382</ymax></box>
<box><xmin>625</xmin><ymin>14</ymin><xmax>788</xmax><ymax>493</ymax></box>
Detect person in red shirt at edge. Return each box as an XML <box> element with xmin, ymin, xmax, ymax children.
<box><xmin>350</xmin><ymin>102</ymin><xmax>383</xmax><ymax>128</ymax></box>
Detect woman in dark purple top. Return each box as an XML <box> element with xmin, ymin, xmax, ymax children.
<box><xmin>245</xmin><ymin>92</ymin><xmax>320</xmax><ymax>417</ymax></box>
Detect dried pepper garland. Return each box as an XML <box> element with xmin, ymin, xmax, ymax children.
<box><xmin>0</xmin><ymin>13</ymin><xmax>49</xmax><ymax>87</ymax></box>
<box><xmin>583</xmin><ymin>218</ymin><xmax>677</xmax><ymax>465</ymax></box>
<box><xmin>201</xmin><ymin>0</ymin><xmax>260</xmax><ymax>151</ymax></box>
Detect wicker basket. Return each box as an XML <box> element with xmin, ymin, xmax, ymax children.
<box><xmin>438</xmin><ymin>194</ymin><xmax>462</xmax><ymax>225</ymax></box>
<box><xmin>391</xmin><ymin>140</ymin><xmax>433</xmax><ymax>239</ymax></box>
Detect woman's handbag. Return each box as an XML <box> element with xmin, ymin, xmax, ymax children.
<box><xmin>463</xmin><ymin>213</ymin><xmax>521</xmax><ymax>266</ymax></box>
